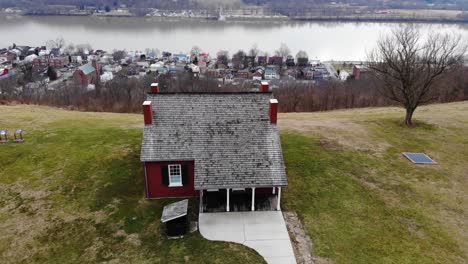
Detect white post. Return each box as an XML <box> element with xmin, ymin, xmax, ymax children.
<box><xmin>226</xmin><ymin>188</ymin><xmax>230</xmax><ymax>212</ymax></box>
<box><xmin>277</xmin><ymin>187</ymin><xmax>281</xmax><ymax>211</ymax></box>
<box><xmin>199</xmin><ymin>189</ymin><xmax>204</xmax><ymax>213</ymax></box>
<box><xmin>251</xmin><ymin>187</ymin><xmax>256</xmax><ymax>211</ymax></box>
<box><xmin>272</xmin><ymin>187</ymin><xmax>276</xmax><ymax>194</ymax></box>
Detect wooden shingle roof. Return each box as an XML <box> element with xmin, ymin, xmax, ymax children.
<box><xmin>140</xmin><ymin>93</ymin><xmax>287</xmax><ymax>190</ymax></box>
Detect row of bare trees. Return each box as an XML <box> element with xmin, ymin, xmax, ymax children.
<box><xmin>275</xmin><ymin>71</ymin><xmax>467</xmax><ymax>114</ymax></box>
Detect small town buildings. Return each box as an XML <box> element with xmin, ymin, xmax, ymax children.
<box><xmin>264</xmin><ymin>68</ymin><xmax>280</xmax><ymax>80</ymax></box>
<box><xmin>33</xmin><ymin>56</ymin><xmax>69</xmax><ymax>68</ymax></box>
<box><xmin>24</xmin><ymin>54</ymin><xmax>38</xmax><ymax>63</ymax></box>
<box><xmin>198</xmin><ymin>61</ymin><xmax>207</xmax><ymax>68</ymax></box>
<box><xmin>245</xmin><ymin>56</ymin><xmax>255</xmax><ymax>67</ymax></box>
<box><xmin>0</xmin><ymin>50</ymin><xmax>17</xmax><ymax>62</ymax></box>
<box><xmin>102</xmin><ymin>64</ymin><xmax>122</xmax><ymax>73</ymax></box>
<box><xmin>50</xmin><ymin>48</ymin><xmax>61</xmax><ymax>57</ymax></box>
<box><xmin>236</xmin><ymin>69</ymin><xmax>250</xmax><ymax>79</ymax></box>
<box><xmin>199</xmin><ymin>52</ymin><xmax>211</xmax><ymax>63</ymax></box>
<box><xmin>0</xmin><ymin>68</ymin><xmax>16</xmax><ymax>81</ymax></box>
<box><xmin>173</xmin><ymin>54</ymin><xmax>190</xmax><ymax>63</ymax></box>
<box><xmin>73</xmin><ymin>60</ymin><xmax>100</xmax><ymax>86</ymax></box>
<box><xmin>217</xmin><ymin>55</ymin><xmax>229</xmax><ymax>66</ymax></box>
<box><xmin>268</xmin><ymin>56</ymin><xmax>283</xmax><ymax>66</ymax></box>
<box><xmin>252</xmin><ymin>70</ymin><xmax>263</xmax><ymax>81</ymax></box>
<box><xmin>140</xmin><ymin>84</ymin><xmax>287</xmax><ymax>212</ymax></box>
<box><xmin>308</xmin><ymin>60</ymin><xmax>319</xmax><ymax>67</ymax></box>
<box><xmin>0</xmin><ymin>68</ymin><xmax>10</xmax><ymax>76</ymax></box>
<box><xmin>286</xmin><ymin>69</ymin><xmax>299</xmax><ymax>79</ymax></box>
<box><xmin>232</xmin><ymin>55</ymin><xmax>243</xmax><ymax>69</ymax></box>
<box><xmin>205</xmin><ymin>68</ymin><xmax>224</xmax><ymax>78</ymax></box>
<box><xmin>286</xmin><ymin>55</ymin><xmax>295</xmax><ymax>67</ymax></box>
<box><xmin>313</xmin><ymin>70</ymin><xmax>324</xmax><ymax>80</ymax></box>
<box><xmin>257</xmin><ymin>56</ymin><xmax>267</xmax><ymax>65</ymax></box>
<box><xmin>100</xmin><ymin>72</ymin><xmax>114</xmax><ymax>82</ymax></box>
<box><xmin>303</xmin><ymin>67</ymin><xmax>314</xmax><ymax>80</ymax></box>
<box><xmin>353</xmin><ymin>65</ymin><xmax>370</xmax><ymax>80</ymax></box>
<box><xmin>339</xmin><ymin>70</ymin><xmax>350</xmax><ymax>81</ymax></box>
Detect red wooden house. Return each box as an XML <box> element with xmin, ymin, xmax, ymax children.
<box><xmin>73</xmin><ymin>60</ymin><xmax>100</xmax><ymax>87</ymax></box>
<box><xmin>140</xmin><ymin>83</ymin><xmax>287</xmax><ymax>212</ymax></box>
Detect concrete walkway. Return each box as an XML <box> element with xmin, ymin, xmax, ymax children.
<box><xmin>199</xmin><ymin>211</ymin><xmax>296</xmax><ymax>264</ymax></box>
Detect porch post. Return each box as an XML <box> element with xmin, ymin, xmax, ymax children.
<box><xmin>251</xmin><ymin>187</ymin><xmax>256</xmax><ymax>211</ymax></box>
<box><xmin>277</xmin><ymin>187</ymin><xmax>281</xmax><ymax>211</ymax></box>
<box><xmin>199</xmin><ymin>189</ymin><xmax>204</xmax><ymax>213</ymax></box>
<box><xmin>272</xmin><ymin>187</ymin><xmax>276</xmax><ymax>194</ymax></box>
<box><xmin>226</xmin><ymin>188</ymin><xmax>230</xmax><ymax>212</ymax></box>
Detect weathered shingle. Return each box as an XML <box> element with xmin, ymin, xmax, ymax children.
<box><xmin>140</xmin><ymin>93</ymin><xmax>287</xmax><ymax>190</ymax></box>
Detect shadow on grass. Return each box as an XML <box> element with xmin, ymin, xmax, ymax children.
<box><xmin>374</xmin><ymin>118</ymin><xmax>438</xmax><ymax>131</ymax></box>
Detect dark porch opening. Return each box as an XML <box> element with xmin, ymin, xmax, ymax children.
<box><xmin>202</xmin><ymin>188</ymin><xmax>278</xmax><ymax>212</ymax></box>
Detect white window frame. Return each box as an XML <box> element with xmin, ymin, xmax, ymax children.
<box><xmin>168</xmin><ymin>164</ymin><xmax>182</xmax><ymax>187</ymax></box>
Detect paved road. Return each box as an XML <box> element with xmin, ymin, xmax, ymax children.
<box><xmin>199</xmin><ymin>211</ymin><xmax>296</xmax><ymax>264</ymax></box>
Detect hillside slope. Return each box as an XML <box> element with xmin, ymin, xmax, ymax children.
<box><xmin>280</xmin><ymin>102</ymin><xmax>467</xmax><ymax>263</ymax></box>
<box><xmin>0</xmin><ymin>102</ymin><xmax>467</xmax><ymax>263</ymax></box>
<box><xmin>0</xmin><ymin>106</ymin><xmax>264</xmax><ymax>263</ymax></box>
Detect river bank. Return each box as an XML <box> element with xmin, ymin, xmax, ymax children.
<box><xmin>2</xmin><ymin>7</ymin><xmax>467</xmax><ymax>24</ymax></box>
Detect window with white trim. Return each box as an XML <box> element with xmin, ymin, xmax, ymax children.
<box><xmin>168</xmin><ymin>164</ymin><xmax>182</xmax><ymax>187</ymax></box>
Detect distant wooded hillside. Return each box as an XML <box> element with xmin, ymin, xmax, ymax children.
<box><xmin>2</xmin><ymin>0</ymin><xmax>467</xmax><ymax>10</ymax></box>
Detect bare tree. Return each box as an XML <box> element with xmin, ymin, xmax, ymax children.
<box><xmin>18</xmin><ymin>63</ymin><xmax>35</xmax><ymax>85</ymax></box>
<box><xmin>275</xmin><ymin>43</ymin><xmax>291</xmax><ymax>59</ymax></box>
<box><xmin>190</xmin><ymin>46</ymin><xmax>202</xmax><ymax>60</ymax></box>
<box><xmin>275</xmin><ymin>43</ymin><xmax>291</xmax><ymax>74</ymax></box>
<box><xmin>64</xmin><ymin>43</ymin><xmax>75</xmax><ymax>55</ymax></box>
<box><xmin>76</xmin><ymin>43</ymin><xmax>93</xmax><ymax>57</ymax></box>
<box><xmin>112</xmin><ymin>50</ymin><xmax>127</xmax><ymax>62</ymax></box>
<box><xmin>46</xmin><ymin>37</ymin><xmax>66</xmax><ymax>50</ymax></box>
<box><xmin>248</xmin><ymin>43</ymin><xmax>260</xmax><ymax>58</ymax></box>
<box><xmin>296</xmin><ymin>50</ymin><xmax>309</xmax><ymax>67</ymax></box>
<box><xmin>367</xmin><ymin>25</ymin><xmax>466</xmax><ymax>126</ymax></box>
<box><xmin>216</xmin><ymin>50</ymin><xmax>229</xmax><ymax>66</ymax></box>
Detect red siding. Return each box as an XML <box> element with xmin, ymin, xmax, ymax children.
<box><xmin>145</xmin><ymin>161</ymin><xmax>198</xmax><ymax>199</ymax></box>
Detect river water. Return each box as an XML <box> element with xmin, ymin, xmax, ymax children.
<box><xmin>1</xmin><ymin>15</ymin><xmax>467</xmax><ymax>61</ymax></box>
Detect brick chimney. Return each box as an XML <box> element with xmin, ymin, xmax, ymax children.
<box><xmin>91</xmin><ymin>59</ymin><xmax>100</xmax><ymax>75</ymax></box>
<box><xmin>143</xmin><ymin>101</ymin><xmax>153</xmax><ymax>125</ymax></box>
<box><xmin>260</xmin><ymin>81</ymin><xmax>269</xmax><ymax>92</ymax></box>
<box><xmin>150</xmin><ymin>83</ymin><xmax>159</xmax><ymax>93</ymax></box>
<box><xmin>269</xmin><ymin>99</ymin><xmax>278</xmax><ymax>124</ymax></box>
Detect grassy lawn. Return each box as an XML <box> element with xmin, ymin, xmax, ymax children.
<box><xmin>280</xmin><ymin>102</ymin><xmax>467</xmax><ymax>263</ymax></box>
<box><xmin>0</xmin><ymin>102</ymin><xmax>466</xmax><ymax>263</ymax></box>
<box><xmin>0</xmin><ymin>105</ymin><xmax>264</xmax><ymax>263</ymax></box>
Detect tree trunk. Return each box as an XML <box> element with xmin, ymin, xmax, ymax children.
<box><xmin>405</xmin><ymin>108</ymin><xmax>415</xmax><ymax>126</ymax></box>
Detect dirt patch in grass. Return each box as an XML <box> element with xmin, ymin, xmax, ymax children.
<box><xmin>279</xmin><ymin>116</ymin><xmax>389</xmax><ymax>153</ymax></box>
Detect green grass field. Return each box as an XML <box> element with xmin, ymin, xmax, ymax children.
<box><xmin>0</xmin><ymin>102</ymin><xmax>466</xmax><ymax>263</ymax></box>
<box><xmin>0</xmin><ymin>106</ymin><xmax>264</xmax><ymax>263</ymax></box>
<box><xmin>280</xmin><ymin>102</ymin><xmax>467</xmax><ymax>263</ymax></box>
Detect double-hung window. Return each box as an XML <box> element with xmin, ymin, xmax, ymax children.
<box><xmin>168</xmin><ymin>164</ymin><xmax>182</xmax><ymax>187</ymax></box>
